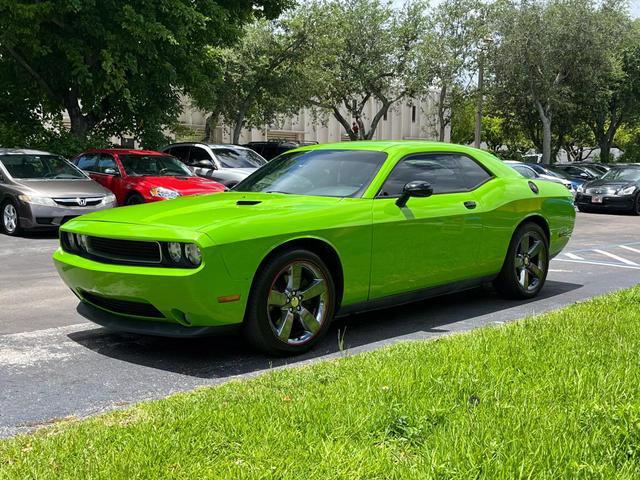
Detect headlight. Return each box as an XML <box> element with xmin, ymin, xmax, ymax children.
<box><xmin>167</xmin><ymin>242</ymin><xmax>183</xmax><ymax>263</ymax></box>
<box><xmin>150</xmin><ymin>187</ymin><xmax>180</xmax><ymax>199</ymax></box>
<box><xmin>18</xmin><ymin>194</ymin><xmax>56</xmax><ymax>207</ymax></box>
<box><xmin>617</xmin><ymin>185</ymin><xmax>637</xmax><ymax>196</ymax></box>
<box><xmin>77</xmin><ymin>234</ymin><xmax>89</xmax><ymax>251</ymax></box>
<box><xmin>101</xmin><ymin>193</ymin><xmax>117</xmax><ymax>206</ymax></box>
<box><xmin>184</xmin><ymin>244</ymin><xmax>202</xmax><ymax>266</ymax></box>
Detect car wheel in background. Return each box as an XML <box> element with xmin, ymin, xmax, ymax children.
<box><xmin>576</xmin><ymin>205</ymin><xmax>591</xmax><ymax>213</ymax></box>
<box><xmin>632</xmin><ymin>193</ymin><xmax>640</xmax><ymax>216</ymax></box>
<box><xmin>125</xmin><ymin>193</ymin><xmax>145</xmax><ymax>206</ymax></box>
<box><xmin>244</xmin><ymin>249</ymin><xmax>335</xmax><ymax>355</ymax></box>
<box><xmin>1</xmin><ymin>199</ymin><xmax>21</xmax><ymax>236</ymax></box>
<box><xmin>494</xmin><ymin>222</ymin><xmax>549</xmax><ymax>299</ymax></box>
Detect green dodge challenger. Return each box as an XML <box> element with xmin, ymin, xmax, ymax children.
<box><xmin>54</xmin><ymin>142</ymin><xmax>575</xmax><ymax>354</ymax></box>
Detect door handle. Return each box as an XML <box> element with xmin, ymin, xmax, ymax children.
<box><xmin>464</xmin><ymin>201</ymin><xmax>477</xmax><ymax>210</ymax></box>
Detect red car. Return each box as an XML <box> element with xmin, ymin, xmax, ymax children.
<box><xmin>73</xmin><ymin>149</ymin><xmax>225</xmax><ymax>205</ymax></box>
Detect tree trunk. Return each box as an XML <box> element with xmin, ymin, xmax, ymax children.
<box><xmin>534</xmin><ymin>100</ymin><xmax>552</xmax><ymax>164</ymax></box>
<box><xmin>203</xmin><ymin>115</ymin><xmax>216</xmax><ymax>142</ymax></box>
<box><xmin>331</xmin><ymin>107</ymin><xmax>358</xmax><ymax>140</ymax></box>
<box><xmin>438</xmin><ymin>84</ymin><xmax>447</xmax><ymax>142</ymax></box>
<box><xmin>64</xmin><ymin>94</ymin><xmax>91</xmax><ymax>139</ymax></box>
<box><xmin>365</xmin><ymin>101</ymin><xmax>391</xmax><ymax>140</ymax></box>
<box><xmin>599</xmin><ymin>141</ymin><xmax>612</xmax><ymax>164</ymax></box>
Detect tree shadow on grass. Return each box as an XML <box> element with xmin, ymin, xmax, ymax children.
<box><xmin>67</xmin><ymin>280</ymin><xmax>582</xmax><ymax>380</ymax></box>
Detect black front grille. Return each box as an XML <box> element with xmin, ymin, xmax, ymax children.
<box><xmin>53</xmin><ymin>197</ymin><xmax>103</xmax><ymax>207</ymax></box>
<box><xmin>81</xmin><ymin>291</ymin><xmax>164</xmax><ymax>318</ymax></box>
<box><xmin>87</xmin><ymin>237</ymin><xmax>162</xmax><ymax>264</ymax></box>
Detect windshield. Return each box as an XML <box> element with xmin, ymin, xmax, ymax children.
<box><xmin>212</xmin><ymin>148</ymin><xmax>266</xmax><ymax>168</ymax></box>
<box><xmin>601</xmin><ymin>168</ymin><xmax>640</xmax><ymax>182</ymax></box>
<box><xmin>119</xmin><ymin>155</ymin><xmax>194</xmax><ymax>177</ymax></box>
<box><xmin>0</xmin><ymin>154</ymin><xmax>86</xmax><ymax>180</ymax></box>
<box><xmin>234</xmin><ymin>149</ymin><xmax>387</xmax><ymax>197</ymax></box>
<box><xmin>546</xmin><ymin>167</ymin><xmax>572</xmax><ymax>179</ymax></box>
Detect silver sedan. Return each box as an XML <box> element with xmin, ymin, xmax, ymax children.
<box><xmin>0</xmin><ymin>149</ymin><xmax>116</xmax><ymax>236</ymax></box>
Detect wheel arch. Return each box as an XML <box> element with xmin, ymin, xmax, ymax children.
<box><xmin>517</xmin><ymin>214</ymin><xmax>550</xmax><ymax>243</ymax></box>
<box><xmin>252</xmin><ymin>236</ymin><xmax>345</xmax><ymax>311</ymax></box>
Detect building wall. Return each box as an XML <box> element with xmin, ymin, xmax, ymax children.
<box><xmin>174</xmin><ymin>89</ymin><xmax>449</xmax><ymax>145</ymax></box>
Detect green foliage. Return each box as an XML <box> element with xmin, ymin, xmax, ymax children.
<box><xmin>617</xmin><ymin>123</ymin><xmax>640</xmax><ymax>163</ymax></box>
<box><xmin>3</xmin><ymin>287</ymin><xmax>640</xmax><ymax>478</ymax></box>
<box><xmin>0</xmin><ymin>0</ymin><xmax>290</xmax><ymax>148</ymax></box>
<box><xmin>191</xmin><ymin>16</ymin><xmax>313</xmax><ymax>143</ymax></box>
<box><xmin>299</xmin><ymin>0</ymin><xmax>432</xmax><ymax>140</ymax></box>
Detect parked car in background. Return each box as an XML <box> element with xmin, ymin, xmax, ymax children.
<box><xmin>243</xmin><ymin>140</ymin><xmax>318</xmax><ymax>161</ymax></box>
<box><xmin>73</xmin><ymin>149</ymin><xmax>225</xmax><ymax>206</ymax></box>
<box><xmin>574</xmin><ymin>162</ymin><xmax>611</xmax><ymax>176</ymax></box>
<box><xmin>575</xmin><ymin>165</ymin><xmax>640</xmax><ymax>214</ymax></box>
<box><xmin>548</xmin><ymin>164</ymin><xmax>600</xmax><ymax>182</ymax></box>
<box><xmin>504</xmin><ymin>161</ymin><xmax>574</xmax><ymax>193</ymax></box>
<box><xmin>161</xmin><ymin>143</ymin><xmax>266</xmax><ymax>187</ymax></box>
<box><xmin>54</xmin><ymin>142</ymin><xmax>575</xmax><ymax>355</ymax></box>
<box><xmin>0</xmin><ymin>148</ymin><xmax>116</xmax><ymax>236</ymax></box>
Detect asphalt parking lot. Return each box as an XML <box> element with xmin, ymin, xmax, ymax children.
<box><xmin>1</xmin><ymin>212</ymin><xmax>639</xmax><ymax>437</ymax></box>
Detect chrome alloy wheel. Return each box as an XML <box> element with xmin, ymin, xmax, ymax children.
<box><xmin>267</xmin><ymin>261</ymin><xmax>330</xmax><ymax>345</ymax></box>
<box><xmin>3</xmin><ymin>203</ymin><xmax>18</xmax><ymax>234</ymax></box>
<box><xmin>514</xmin><ymin>231</ymin><xmax>547</xmax><ymax>293</ymax></box>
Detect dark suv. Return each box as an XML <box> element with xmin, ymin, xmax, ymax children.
<box><xmin>243</xmin><ymin>140</ymin><xmax>318</xmax><ymax>161</ymax></box>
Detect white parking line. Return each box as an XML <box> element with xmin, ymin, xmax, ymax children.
<box><xmin>620</xmin><ymin>245</ymin><xmax>640</xmax><ymax>255</ymax></box>
<box><xmin>553</xmin><ymin>258</ymin><xmax>640</xmax><ymax>270</ymax></box>
<box><xmin>593</xmin><ymin>249</ymin><xmax>639</xmax><ymax>266</ymax></box>
<box><xmin>564</xmin><ymin>253</ymin><xmax>584</xmax><ymax>260</ymax></box>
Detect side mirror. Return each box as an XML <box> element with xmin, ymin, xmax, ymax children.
<box><xmin>196</xmin><ymin>159</ymin><xmax>215</xmax><ymax>169</ymax></box>
<box><xmin>104</xmin><ymin>168</ymin><xmax>119</xmax><ymax>176</ymax></box>
<box><xmin>396</xmin><ymin>180</ymin><xmax>433</xmax><ymax>208</ymax></box>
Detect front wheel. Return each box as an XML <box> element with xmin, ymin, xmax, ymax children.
<box><xmin>632</xmin><ymin>193</ymin><xmax>640</xmax><ymax>216</ymax></box>
<box><xmin>1</xmin><ymin>200</ymin><xmax>21</xmax><ymax>236</ymax></box>
<box><xmin>244</xmin><ymin>249</ymin><xmax>335</xmax><ymax>355</ymax></box>
<box><xmin>494</xmin><ymin>222</ymin><xmax>549</xmax><ymax>299</ymax></box>
<box><xmin>125</xmin><ymin>193</ymin><xmax>145</xmax><ymax>206</ymax></box>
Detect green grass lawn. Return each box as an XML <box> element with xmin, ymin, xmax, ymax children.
<box><xmin>3</xmin><ymin>287</ymin><xmax>640</xmax><ymax>479</ymax></box>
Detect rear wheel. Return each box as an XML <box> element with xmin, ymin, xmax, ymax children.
<box><xmin>244</xmin><ymin>249</ymin><xmax>335</xmax><ymax>355</ymax></box>
<box><xmin>125</xmin><ymin>193</ymin><xmax>145</xmax><ymax>206</ymax></box>
<box><xmin>632</xmin><ymin>193</ymin><xmax>640</xmax><ymax>216</ymax></box>
<box><xmin>1</xmin><ymin>200</ymin><xmax>21</xmax><ymax>236</ymax></box>
<box><xmin>494</xmin><ymin>222</ymin><xmax>549</xmax><ymax>299</ymax></box>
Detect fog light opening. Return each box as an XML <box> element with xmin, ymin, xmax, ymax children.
<box><xmin>171</xmin><ymin>309</ymin><xmax>191</xmax><ymax>326</ymax></box>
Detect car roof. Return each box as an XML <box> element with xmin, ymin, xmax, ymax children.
<box><xmin>83</xmin><ymin>148</ymin><xmax>165</xmax><ymax>156</ymax></box>
<box><xmin>0</xmin><ymin>148</ymin><xmax>56</xmax><ymax>156</ymax></box>
<box><xmin>296</xmin><ymin>140</ymin><xmax>491</xmax><ymax>155</ymax></box>
<box><xmin>164</xmin><ymin>142</ymin><xmax>251</xmax><ymax>151</ymax></box>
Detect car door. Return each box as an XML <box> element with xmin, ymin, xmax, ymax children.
<box><xmin>369</xmin><ymin>153</ymin><xmax>492</xmax><ymax>298</ymax></box>
<box><xmin>91</xmin><ymin>154</ymin><xmax>121</xmax><ymax>195</ymax></box>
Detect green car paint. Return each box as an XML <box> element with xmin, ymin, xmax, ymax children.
<box><xmin>53</xmin><ymin>141</ymin><xmax>575</xmax><ymax>332</ymax></box>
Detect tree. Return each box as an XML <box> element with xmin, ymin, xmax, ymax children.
<box><xmin>427</xmin><ymin>0</ymin><xmax>486</xmax><ymax>142</ymax></box>
<box><xmin>192</xmin><ymin>17</ymin><xmax>313</xmax><ymax>144</ymax></box>
<box><xmin>299</xmin><ymin>0</ymin><xmax>432</xmax><ymax>141</ymax></box>
<box><xmin>491</xmin><ymin>0</ymin><xmax>608</xmax><ymax>163</ymax></box>
<box><xmin>0</xmin><ymin>0</ymin><xmax>290</xmax><ymax>147</ymax></box>
<box><xmin>575</xmin><ymin>11</ymin><xmax>640</xmax><ymax>163</ymax></box>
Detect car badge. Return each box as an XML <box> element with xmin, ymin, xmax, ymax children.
<box><xmin>77</xmin><ymin>197</ymin><xmax>86</xmax><ymax>206</ymax></box>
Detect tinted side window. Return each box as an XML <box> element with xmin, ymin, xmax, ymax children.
<box><xmin>170</xmin><ymin>146</ymin><xmax>191</xmax><ymax>164</ymax></box>
<box><xmin>76</xmin><ymin>154</ymin><xmax>98</xmax><ymax>172</ymax></box>
<box><xmin>96</xmin><ymin>154</ymin><xmax>118</xmax><ymax>174</ymax></box>
<box><xmin>189</xmin><ymin>146</ymin><xmax>213</xmax><ymax>163</ymax></box>
<box><xmin>379</xmin><ymin>154</ymin><xmax>492</xmax><ymax>196</ymax></box>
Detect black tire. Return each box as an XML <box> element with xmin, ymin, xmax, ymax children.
<box><xmin>243</xmin><ymin>249</ymin><xmax>336</xmax><ymax>355</ymax></box>
<box><xmin>1</xmin><ymin>199</ymin><xmax>21</xmax><ymax>236</ymax></box>
<box><xmin>125</xmin><ymin>193</ymin><xmax>145</xmax><ymax>206</ymax></box>
<box><xmin>632</xmin><ymin>193</ymin><xmax>640</xmax><ymax>216</ymax></box>
<box><xmin>494</xmin><ymin>222</ymin><xmax>549</xmax><ymax>300</ymax></box>
<box><xmin>576</xmin><ymin>205</ymin><xmax>590</xmax><ymax>213</ymax></box>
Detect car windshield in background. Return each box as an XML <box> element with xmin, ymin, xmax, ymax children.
<box><xmin>546</xmin><ymin>167</ymin><xmax>572</xmax><ymax>179</ymax></box>
<box><xmin>212</xmin><ymin>148</ymin><xmax>266</xmax><ymax>168</ymax></box>
<box><xmin>119</xmin><ymin>155</ymin><xmax>194</xmax><ymax>177</ymax></box>
<box><xmin>601</xmin><ymin>168</ymin><xmax>640</xmax><ymax>182</ymax></box>
<box><xmin>0</xmin><ymin>154</ymin><xmax>85</xmax><ymax>180</ymax></box>
<box><xmin>234</xmin><ymin>149</ymin><xmax>387</xmax><ymax>197</ymax></box>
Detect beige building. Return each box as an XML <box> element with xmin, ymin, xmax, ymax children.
<box><xmin>175</xmin><ymin>90</ymin><xmax>449</xmax><ymax>145</ymax></box>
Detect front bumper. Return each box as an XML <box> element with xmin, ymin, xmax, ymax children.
<box><xmin>575</xmin><ymin>193</ymin><xmax>635</xmax><ymax>211</ymax></box>
<box><xmin>53</xmin><ymin>221</ymin><xmax>251</xmax><ymax>333</ymax></box>
<box><xmin>18</xmin><ymin>202</ymin><xmax>115</xmax><ymax>229</ymax></box>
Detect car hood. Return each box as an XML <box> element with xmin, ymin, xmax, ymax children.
<box><xmin>130</xmin><ymin>176</ymin><xmax>225</xmax><ymax>195</ymax></box>
<box><xmin>14</xmin><ymin>179</ymin><xmax>111</xmax><ymax>197</ymax></box>
<box><xmin>583</xmin><ymin>178</ymin><xmax>636</xmax><ymax>189</ymax></box>
<box><xmin>76</xmin><ymin>191</ymin><xmax>344</xmax><ymax>238</ymax></box>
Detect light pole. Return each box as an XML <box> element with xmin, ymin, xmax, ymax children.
<box><xmin>474</xmin><ymin>36</ymin><xmax>492</xmax><ymax>149</ymax></box>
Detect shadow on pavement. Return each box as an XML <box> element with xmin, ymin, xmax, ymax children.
<box><xmin>67</xmin><ymin>280</ymin><xmax>582</xmax><ymax>380</ymax></box>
